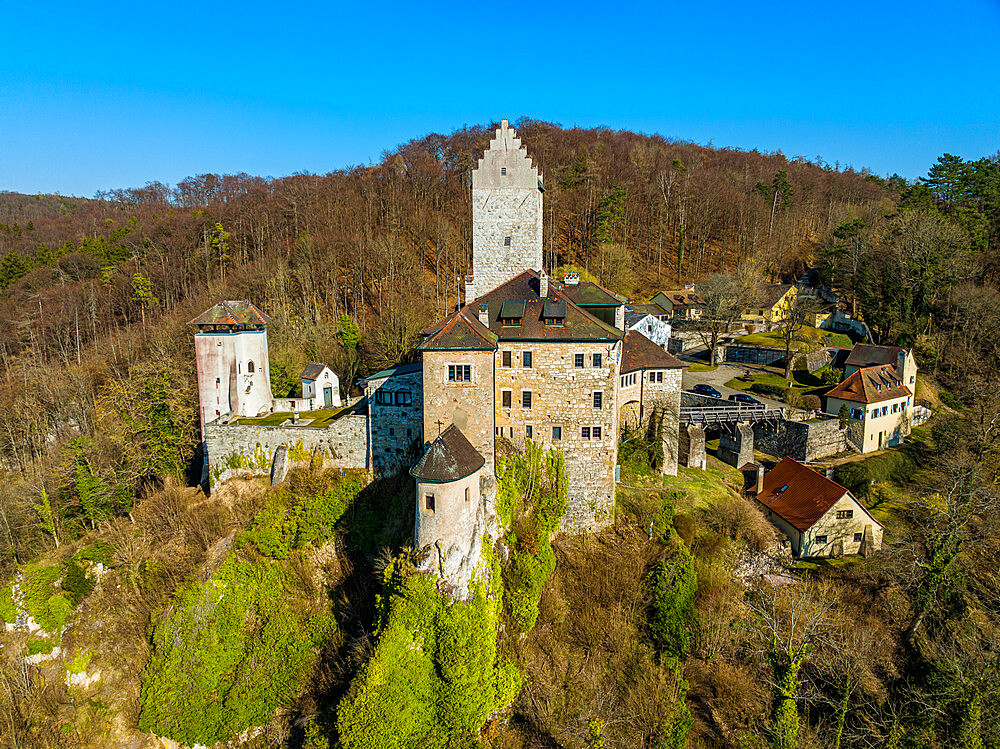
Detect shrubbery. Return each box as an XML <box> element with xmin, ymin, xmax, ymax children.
<box><xmin>496</xmin><ymin>444</ymin><xmax>567</xmax><ymax>632</ymax></box>
<box><xmin>336</xmin><ymin>556</ymin><xmax>519</xmax><ymax>749</ymax></box>
<box><xmin>834</xmin><ymin>450</ymin><xmax>916</xmax><ymax>498</ymax></box>
<box><xmin>138</xmin><ymin>555</ymin><xmax>335</xmax><ymax>745</ymax></box>
<box><xmin>750</xmin><ymin>383</ymin><xmax>787</xmax><ymax>398</ymax></box>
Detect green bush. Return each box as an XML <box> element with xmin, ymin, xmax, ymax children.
<box><xmin>0</xmin><ymin>582</ymin><xmax>15</xmax><ymax>623</ymax></box>
<box><xmin>834</xmin><ymin>450</ymin><xmax>916</xmax><ymax>498</ymax></box>
<box><xmin>61</xmin><ymin>560</ymin><xmax>95</xmax><ymax>605</ymax></box>
<box><xmin>138</xmin><ymin>555</ymin><xmax>335</xmax><ymax>745</ymax></box>
<box><xmin>940</xmin><ymin>391</ymin><xmax>964</xmax><ymax>410</ymax></box>
<box><xmin>21</xmin><ymin>564</ymin><xmax>73</xmax><ymax>633</ymax></box>
<box><xmin>750</xmin><ymin>383</ymin><xmax>787</xmax><ymax>398</ymax></box>
<box><xmin>336</xmin><ymin>560</ymin><xmax>518</xmax><ymax>749</ymax></box>
<box><xmin>648</xmin><ymin>540</ymin><xmax>698</xmax><ymax>662</ymax></box>
<box><xmin>75</xmin><ymin>540</ymin><xmax>113</xmax><ymax>566</ymax></box>
<box><xmin>28</xmin><ymin>638</ymin><xmax>54</xmax><ymax>656</ymax></box>
<box><xmin>496</xmin><ymin>446</ymin><xmax>568</xmax><ymax>633</ymax></box>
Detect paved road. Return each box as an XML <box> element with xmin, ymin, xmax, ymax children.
<box><xmin>678</xmin><ymin>356</ymin><xmax>796</xmax><ymax>414</ymax></box>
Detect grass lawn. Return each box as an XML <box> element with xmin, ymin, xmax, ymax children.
<box><xmin>687</xmin><ymin>362</ymin><xmax>718</xmax><ymax>372</ymax></box>
<box><xmin>235</xmin><ymin>404</ymin><xmax>355</xmax><ymax>427</ymax></box>
<box><xmin>235</xmin><ymin>412</ymin><xmax>293</xmax><ymax>426</ymax></box>
<box><xmin>795</xmin><ymin>557</ymin><xmax>861</xmax><ymax>572</ymax></box>
<box><xmin>732</xmin><ymin>325</ymin><xmax>853</xmax><ymax>352</ymax></box>
<box><xmin>661</xmin><ymin>459</ymin><xmax>743</xmax><ymax>512</ymax></box>
<box><xmin>725</xmin><ymin>367</ymin><xmax>829</xmax><ymax>402</ymax></box>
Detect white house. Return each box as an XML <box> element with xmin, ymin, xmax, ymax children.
<box><xmin>825</xmin><ymin>364</ymin><xmax>912</xmax><ymax>453</ymax></box>
<box><xmin>301</xmin><ymin>363</ymin><xmax>341</xmax><ymax>409</ymax></box>
<box><xmin>755</xmin><ymin>457</ymin><xmax>883</xmax><ymax>558</ymax></box>
<box><xmin>624</xmin><ymin>309</ymin><xmax>672</xmax><ymax>349</ymax></box>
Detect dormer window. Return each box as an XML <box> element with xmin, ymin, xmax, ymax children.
<box><xmin>499</xmin><ymin>299</ymin><xmax>524</xmax><ymax>327</ymax></box>
<box><xmin>542</xmin><ymin>299</ymin><xmax>566</xmax><ymax>327</ymax></box>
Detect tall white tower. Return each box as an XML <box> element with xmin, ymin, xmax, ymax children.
<box><xmin>468</xmin><ymin>119</ymin><xmax>543</xmax><ymax>301</ymax></box>
<box><xmin>188</xmin><ymin>301</ymin><xmax>274</xmax><ymax>436</ymax></box>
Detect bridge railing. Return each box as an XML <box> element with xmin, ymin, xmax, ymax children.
<box><xmin>680</xmin><ymin>404</ymin><xmax>782</xmax><ymax>424</ymax></box>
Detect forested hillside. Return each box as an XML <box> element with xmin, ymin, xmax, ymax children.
<box><xmin>1</xmin><ymin>121</ymin><xmax>1000</xmax><ymax>748</ymax></box>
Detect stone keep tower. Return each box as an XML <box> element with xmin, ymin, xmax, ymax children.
<box><xmin>468</xmin><ymin>119</ymin><xmax>543</xmax><ymax>301</ymax></box>
<box><xmin>188</xmin><ymin>301</ymin><xmax>274</xmax><ymax>436</ymax></box>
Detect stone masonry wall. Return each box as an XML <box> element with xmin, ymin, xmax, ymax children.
<box><xmin>494</xmin><ymin>340</ymin><xmax>620</xmax><ymax>531</ymax></box>
<box><xmin>752</xmin><ymin>417</ymin><xmax>847</xmax><ymax>462</ymax></box>
<box><xmin>365</xmin><ymin>369</ymin><xmax>424</xmax><ymax>477</ymax></box>
<box><xmin>422</xmin><ymin>350</ymin><xmax>496</xmax><ymax>473</ymax></box>
<box><xmin>204</xmin><ymin>415</ymin><xmax>368</xmax><ymax>488</ymax></box>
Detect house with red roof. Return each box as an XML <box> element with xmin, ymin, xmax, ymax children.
<box><xmin>824</xmin><ymin>363</ymin><xmax>913</xmax><ymax>452</ymax></box>
<box><xmin>754</xmin><ymin>457</ymin><xmax>883</xmax><ymax>558</ymax></box>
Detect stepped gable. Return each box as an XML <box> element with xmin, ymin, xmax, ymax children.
<box><xmin>756</xmin><ymin>457</ymin><xmax>853</xmax><ymax>532</ymax></box>
<box><xmin>826</xmin><ymin>363</ymin><xmax>911</xmax><ymax>404</ymax></box>
<box><xmin>301</xmin><ymin>362</ymin><xmax>328</xmax><ymax>379</ymax></box>
<box><xmin>418</xmin><ymin>309</ymin><xmax>498</xmax><ymax>351</ymax></box>
<box><xmin>621</xmin><ymin>330</ymin><xmax>686</xmax><ymax>373</ymax></box>
<box><xmin>845</xmin><ymin>343</ymin><xmax>908</xmax><ymax>369</ymax></box>
<box><xmin>410</xmin><ymin>424</ymin><xmax>485</xmax><ymax>483</ymax></box>
<box><xmin>472</xmin><ymin>270</ymin><xmax>622</xmax><ymax>342</ymax></box>
<box><xmin>472</xmin><ymin>119</ymin><xmax>542</xmax><ymax>191</ymax></box>
<box><xmin>188</xmin><ymin>300</ymin><xmax>270</xmax><ymax>327</ymax></box>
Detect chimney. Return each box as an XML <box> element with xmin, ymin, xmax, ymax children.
<box><xmin>464</xmin><ymin>275</ymin><xmax>476</xmax><ymax>306</ymax></box>
<box><xmin>478</xmin><ymin>304</ymin><xmax>489</xmax><ymax>327</ymax></box>
<box><xmin>539</xmin><ymin>273</ymin><xmax>549</xmax><ymax>298</ymax></box>
<box><xmin>756</xmin><ymin>463</ymin><xmax>765</xmax><ymax>494</ymax></box>
<box><xmin>564</xmin><ymin>272</ymin><xmax>579</xmax><ymax>286</ymax></box>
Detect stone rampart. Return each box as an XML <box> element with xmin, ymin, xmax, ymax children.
<box><xmin>205</xmin><ymin>415</ymin><xmax>368</xmax><ymax>488</ymax></box>
<box><xmin>752</xmin><ymin>417</ymin><xmax>847</xmax><ymax>462</ymax></box>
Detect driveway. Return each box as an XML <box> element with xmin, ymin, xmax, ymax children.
<box><xmin>678</xmin><ymin>357</ymin><xmax>795</xmax><ymax>413</ymax></box>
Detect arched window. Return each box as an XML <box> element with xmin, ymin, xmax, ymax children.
<box><xmin>247</xmin><ymin>361</ymin><xmax>255</xmax><ymax>373</ymax></box>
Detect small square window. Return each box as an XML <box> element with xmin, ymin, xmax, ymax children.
<box><xmin>582</xmin><ymin>427</ymin><xmax>591</xmax><ymax>440</ymax></box>
<box><xmin>593</xmin><ymin>426</ymin><xmax>602</xmax><ymax>439</ymax></box>
<box><xmin>815</xmin><ymin>534</ymin><xmax>828</xmax><ymax>544</ymax></box>
<box><xmin>649</xmin><ymin>372</ymin><xmax>656</xmax><ymax>382</ymax></box>
<box><xmin>522</xmin><ymin>391</ymin><xmax>532</xmax><ymax>409</ymax></box>
<box><xmin>502</xmin><ymin>351</ymin><xmax>512</xmax><ymax>368</ymax></box>
<box><xmin>389</xmin><ymin>427</ymin><xmax>395</xmax><ymax>437</ymax></box>
<box><xmin>854</xmin><ymin>532</ymin><xmax>863</xmax><ymax>542</ymax></box>
<box><xmin>501</xmin><ymin>167</ymin><xmax>507</xmax><ymax>176</ymax></box>
<box><xmin>502</xmin><ymin>390</ymin><xmax>512</xmax><ymax>409</ymax></box>
<box><xmin>574</xmin><ymin>353</ymin><xmax>584</xmax><ymax>368</ymax></box>
<box><xmin>593</xmin><ymin>353</ymin><xmax>602</xmax><ymax>367</ymax></box>
<box><xmin>552</xmin><ymin>426</ymin><xmax>562</xmax><ymax>441</ymax></box>
<box><xmin>425</xmin><ymin>494</ymin><xmax>435</xmax><ymax>511</ymax></box>
<box><xmin>523</xmin><ymin>350</ymin><xmax>532</xmax><ymax>368</ymax></box>
<box><xmin>504</xmin><ymin>236</ymin><xmax>512</xmax><ymax>246</ymax></box>
<box><xmin>836</xmin><ymin>509</ymin><xmax>854</xmax><ymax>519</ymax></box>
<box><xmin>465</xmin><ymin>487</ymin><xmax>470</xmax><ymax>502</ymax></box>
<box><xmin>657</xmin><ymin>372</ymin><xmax>663</xmax><ymax>383</ymax></box>
<box><xmin>525</xmin><ymin>425</ymin><xmax>533</xmax><ymax>439</ymax></box>
<box><xmin>593</xmin><ymin>391</ymin><xmax>603</xmax><ymax>409</ymax></box>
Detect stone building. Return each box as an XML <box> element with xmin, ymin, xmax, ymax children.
<box><xmin>419</xmin><ymin>269</ymin><xmax>635</xmax><ymax>530</ymax></box>
<box><xmin>754</xmin><ymin>457</ymin><xmax>883</xmax><ymax>558</ymax></box>
<box><xmin>301</xmin><ymin>363</ymin><xmax>341</xmax><ymax>408</ymax></box>
<box><xmin>617</xmin><ymin>330</ymin><xmax>685</xmax><ymax>475</ymax></box>
<box><xmin>359</xmin><ymin>363</ymin><xmax>424</xmax><ymax>476</ymax></box>
<box><xmin>466</xmin><ymin>119</ymin><xmax>543</xmax><ymax>301</ymax></box>
<box><xmin>843</xmin><ymin>343</ymin><xmax>917</xmax><ymax>389</ymax></box>
<box><xmin>624</xmin><ymin>309</ymin><xmax>672</xmax><ymax>348</ymax></box>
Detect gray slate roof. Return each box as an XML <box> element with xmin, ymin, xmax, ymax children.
<box><xmin>301</xmin><ymin>362</ymin><xmax>329</xmax><ymax>380</ymax></box>
<box><xmin>410</xmin><ymin>424</ymin><xmax>484</xmax><ymax>483</ymax></box>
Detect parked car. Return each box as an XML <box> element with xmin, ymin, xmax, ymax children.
<box><xmin>728</xmin><ymin>392</ymin><xmax>763</xmax><ymax>407</ymax></box>
<box><xmin>692</xmin><ymin>383</ymin><xmax>722</xmax><ymax>398</ymax></box>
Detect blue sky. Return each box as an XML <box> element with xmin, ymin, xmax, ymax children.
<box><xmin>1</xmin><ymin>0</ymin><xmax>998</xmax><ymax>196</ymax></box>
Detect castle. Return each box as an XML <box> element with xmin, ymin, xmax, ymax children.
<box><xmin>192</xmin><ymin>119</ymin><xmax>685</xmax><ymax>592</ymax></box>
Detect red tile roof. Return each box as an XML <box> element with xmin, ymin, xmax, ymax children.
<box><xmin>188</xmin><ymin>300</ymin><xmax>270</xmax><ymax>327</ymax></box>
<box><xmin>419</xmin><ymin>309</ymin><xmax>498</xmax><ymax>351</ymax></box>
<box><xmin>755</xmin><ymin>457</ymin><xmax>876</xmax><ymax>532</ymax></box>
<box><xmin>620</xmin><ymin>330</ymin><xmax>686</xmax><ymax>373</ymax></box>
<box><xmin>422</xmin><ymin>270</ymin><xmax>623</xmax><ymax>347</ymax></box>
<box><xmin>826</xmin><ymin>364</ymin><xmax>912</xmax><ymax>404</ymax></box>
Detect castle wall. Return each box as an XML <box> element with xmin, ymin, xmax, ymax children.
<box><xmin>494</xmin><ymin>340</ymin><xmax>620</xmax><ymax>531</ymax></box>
<box><xmin>203</xmin><ymin>415</ymin><xmax>368</xmax><ymax>488</ymax></box>
<box><xmin>363</xmin><ymin>368</ymin><xmax>424</xmax><ymax>477</ymax></box>
<box><xmin>753</xmin><ymin>417</ymin><xmax>848</xmax><ymax>462</ymax></box>
<box><xmin>422</xmin><ymin>350</ymin><xmax>496</xmax><ymax>473</ymax></box>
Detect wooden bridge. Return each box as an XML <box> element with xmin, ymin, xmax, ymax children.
<box><xmin>679</xmin><ymin>403</ymin><xmax>785</xmax><ymax>425</ymax></box>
